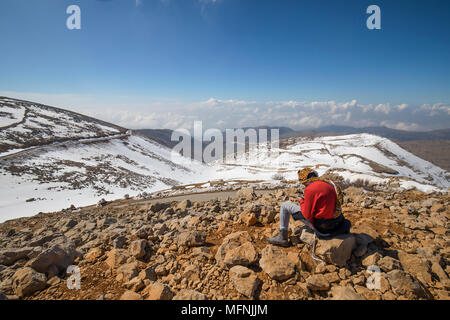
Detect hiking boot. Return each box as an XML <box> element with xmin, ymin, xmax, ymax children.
<box><xmin>267</xmin><ymin>229</ymin><xmax>290</xmax><ymax>247</ymax></box>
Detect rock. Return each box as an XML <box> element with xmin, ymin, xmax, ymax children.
<box><xmin>236</xmin><ymin>187</ymin><xmax>256</xmax><ymax>200</ymax></box>
<box><xmin>177</xmin><ymin>231</ymin><xmax>206</xmax><ymax>247</ymax></box>
<box><xmin>129</xmin><ymin>240</ymin><xmax>149</xmax><ymax>259</ymax></box>
<box><xmin>84</xmin><ymin>247</ymin><xmax>104</xmax><ymax>263</ymax></box>
<box><xmin>173</xmin><ymin>289</ymin><xmax>207</xmax><ymax>300</ymax></box>
<box><xmin>113</xmin><ymin>235</ymin><xmax>127</xmax><ymax>249</ymax></box>
<box><xmin>259</xmin><ymin>245</ymin><xmax>295</xmax><ymax>281</ymax></box>
<box><xmin>306</xmin><ymin>274</ymin><xmax>330</xmax><ymax>291</ymax></box>
<box><xmin>397</xmin><ymin>251</ymin><xmax>432</xmax><ymax>285</ymax></box>
<box><xmin>362</xmin><ymin>252</ymin><xmax>382</xmax><ymax>267</ymax></box>
<box><xmin>330</xmin><ymin>286</ymin><xmax>365</xmax><ymax>300</ymax></box>
<box><xmin>223</xmin><ymin>242</ymin><xmax>258</xmax><ymax>269</ymax></box>
<box><xmin>229</xmin><ymin>265</ymin><xmax>261</xmax><ymax>298</ymax></box>
<box><xmin>0</xmin><ymin>293</ymin><xmax>7</xmax><ymax>300</ymax></box>
<box><xmin>123</xmin><ymin>277</ymin><xmax>145</xmax><ymax>292</ymax></box>
<box><xmin>105</xmin><ymin>249</ymin><xmax>128</xmax><ymax>269</ymax></box>
<box><xmin>299</xmin><ymin>229</ymin><xmax>315</xmax><ymax>246</ymax></box>
<box><xmin>29</xmin><ymin>243</ymin><xmax>76</xmax><ymax>275</ymax></box>
<box><xmin>0</xmin><ymin>247</ymin><xmax>37</xmax><ymax>266</ymax></box>
<box><xmin>138</xmin><ymin>266</ymin><xmax>157</xmax><ymax>282</ymax></box>
<box><xmin>386</xmin><ymin>269</ymin><xmax>429</xmax><ymax>299</ymax></box>
<box><xmin>315</xmin><ymin>234</ymin><xmax>356</xmax><ymax>267</ymax></box>
<box><xmin>215</xmin><ymin>231</ymin><xmax>253</xmax><ymax>267</ymax></box>
<box><xmin>120</xmin><ymin>290</ymin><xmax>143</xmax><ymax>300</ymax></box>
<box><xmin>97</xmin><ymin>198</ymin><xmax>107</xmax><ymax>207</ymax></box>
<box><xmin>240</xmin><ymin>212</ymin><xmax>258</xmax><ymax>227</ymax></box>
<box><xmin>377</xmin><ymin>256</ymin><xmax>402</xmax><ymax>272</ymax></box>
<box><xmin>177</xmin><ymin>200</ymin><xmax>191</xmax><ymax>211</ymax></box>
<box><xmin>12</xmin><ymin>267</ymin><xmax>47</xmax><ymax>297</ymax></box>
<box><xmin>116</xmin><ymin>262</ymin><xmax>139</xmax><ymax>282</ymax></box>
<box><xmin>144</xmin><ymin>282</ymin><xmax>174</xmax><ymax>300</ymax></box>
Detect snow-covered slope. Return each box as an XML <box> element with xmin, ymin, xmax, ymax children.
<box><xmin>214</xmin><ymin>134</ymin><xmax>450</xmax><ymax>191</ymax></box>
<box><xmin>0</xmin><ymin>134</ymin><xmax>208</xmax><ymax>221</ymax></box>
<box><xmin>0</xmin><ymin>97</ymin><xmax>125</xmax><ymax>155</ymax></box>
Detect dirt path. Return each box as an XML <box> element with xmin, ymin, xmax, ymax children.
<box><xmin>110</xmin><ymin>189</ymin><xmax>277</xmax><ymax>208</ymax></box>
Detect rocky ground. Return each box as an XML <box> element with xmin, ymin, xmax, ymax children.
<box><xmin>0</xmin><ymin>185</ymin><xmax>448</xmax><ymax>300</ymax></box>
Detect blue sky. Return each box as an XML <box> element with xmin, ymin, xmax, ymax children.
<box><xmin>0</xmin><ymin>0</ymin><xmax>449</xmax><ymax>130</ymax></box>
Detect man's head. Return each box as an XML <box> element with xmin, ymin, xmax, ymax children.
<box><xmin>297</xmin><ymin>168</ymin><xmax>319</xmax><ymax>183</ymax></box>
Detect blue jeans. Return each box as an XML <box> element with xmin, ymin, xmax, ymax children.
<box><xmin>279</xmin><ymin>201</ymin><xmax>306</xmax><ymax>230</ymax></box>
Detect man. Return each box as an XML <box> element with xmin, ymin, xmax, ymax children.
<box><xmin>267</xmin><ymin>167</ymin><xmax>350</xmax><ymax>247</ymax></box>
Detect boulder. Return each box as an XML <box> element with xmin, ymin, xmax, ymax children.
<box><xmin>386</xmin><ymin>269</ymin><xmax>429</xmax><ymax>299</ymax></box>
<box><xmin>12</xmin><ymin>267</ymin><xmax>47</xmax><ymax>297</ymax></box>
<box><xmin>176</xmin><ymin>200</ymin><xmax>191</xmax><ymax>211</ymax></box>
<box><xmin>29</xmin><ymin>243</ymin><xmax>76</xmax><ymax>275</ymax></box>
<box><xmin>306</xmin><ymin>274</ymin><xmax>330</xmax><ymax>291</ymax></box>
<box><xmin>105</xmin><ymin>249</ymin><xmax>128</xmax><ymax>269</ymax></box>
<box><xmin>144</xmin><ymin>282</ymin><xmax>174</xmax><ymax>300</ymax></box>
<box><xmin>397</xmin><ymin>251</ymin><xmax>433</xmax><ymax>285</ymax></box>
<box><xmin>129</xmin><ymin>239</ymin><xmax>149</xmax><ymax>259</ymax></box>
<box><xmin>229</xmin><ymin>265</ymin><xmax>261</xmax><ymax>298</ymax></box>
<box><xmin>120</xmin><ymin>290</ymin><xmax>143</xmax><ymax>300</ymax></box>
<box><xmin>116</xmin><ymin>262</ymin><xmax>139</xmax><ymax>282</ymax></box>
<box><xmin>177</xmin><ymin>231</ymin><xmax>206</xmax><ymax>247</ymax></box>
<box><xmin>0</xmin><ymin>247</ymin><xmax>36</xmax><ymax>266</ymax></box>
<box><xmin>315</xmin><ymin>234</ymin><xmax>356</xmax><ymax>267</ymax></box>
<box><xmin>173</xmin><ymin>289</ymin><xmax>207</xmax><ymax>300</ymax></box>
<box><xmin>330</xmin><ymin>286</ymin><xmax>365</xmax><ymax>300</ymax></box>
<box><xmin>236</xmin><ymin>187</ymin><xmax>256</xmax><ymax>200</ymax></box>
<box><xmin>84</xmin><ymin>247</ymin><xmax>104</xmax><ymax>263</ymax></box>
<box><xmin>378</xmin><ymin>256</ymin><xmax>402</xmax><ymax>272</ymax></box>
<box><xmin>215</xmin><ymin>231</ymin><xmax>253</xmax><ymax>267</ymax></box>
<box><xmin>259</xmin><ymin>245</ymin><xmax>295</xmax><ymax>281</ymax></box>
<box><xmin>223</xmin><ymin>242</ymin><xmax>258</xmax><ymax>268</ymax></box>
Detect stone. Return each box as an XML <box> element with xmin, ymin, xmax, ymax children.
<box><xmin>215</xmin><ymin>231</ymin><xmax>252</xmax><ymax>267</ymax></box>
<box><xmin>386</xmin><ymin>269</ymin><xmax>429</xmax><ymax>299</ymax></box>
<box><xmin>177</xmin><ymin>231</ymin><xmax>206</xmax><ymax>247</ymax></box>
<box><xmin>299</xmin><ymin>229</ymin><xmax>315</xmax><ymax>246</ymax></box>
<box><xmin>116</xmin><ymin>262</ymin><xmax>139</xmax><ymax>282</ymax></box>
<box><xmin>0</xmin><ymin>247</ymin><xmax>35</xmax><ymax>266</ymax></box>
<box><xmin>84</xmin><ymin>247</ymin><xmax>104</xmax><ymax>263</ymax></box>
<box><xmin>236</xmin><ymin>187</ymin><xmax>256</xmax><ymax>200</ymax></box>
<box><xmin>12</xmin><ymin>267</ymin><xmax>47</xmax><ymax>297</ymax></box>
<box><xmin>113</xmin><ymin>235</ymin><xmax>127</xmax><ymax>249</ymax></box>
<box><xmin>397</xmin><ymin>251</ymin><xmax>432</xmax><ymax>285</ymax></box>
<box><xmin>229</xmin><ymin>265</ymin><xmax>261</xmax><ymax>298</ymax></box>
<box><xmin>315</xmin><ymin>234</ymin><xmax>356</xmax><ymax>267</ymax></box>
<box><xmin>145</xmin><ymin>282</ymin><xmax>174</xmax><ymax>300</ymax></box>
<box><xmin>330</xmin><ymin>286</ymin><xmax>365</xmax><ymax>300</ymax></box>
<box><xmin>362</xmin><ymin>252</ymin><xmax>382</xmax><ymax>268</ymax></box>
<box><xmin>177</xmin><ymin>200</ymin><xmax>191</xmax><ymax>211</ymax></box>
<box><xmin>138</xmin><ymin>266</ymin><xmax>157</xmax><ymax>282</ymax></box>
<box><xmin>305</xmin><ymin>274</ymin><xmax>330</xmax><ymax>291</ymax></box>
<box><xmin>223</xmin><ymin>242</ymin><xmax>258</xmax><ymax>268</ymax></box>
<box><xmin>173</xmin><ymin>289</ymin><xmax>207</xmax><ymax>300</ymax></box>
<box><xmin>129</xmin><ymin>239</ymin><xmax>149</xmax><ymax>259</ymax></box>
<box><xmin>259</xmin><ymin>245</ymin><xmax>295</xmax><ymax>281</ymax></box>
<box><xmin>377</xmin><ymin>256</ymin><xmax>402</xmax><ymax>272</ymax></box>
<box><xmin>105</xmin><ymin>249</ymin><xmax>128</xmax><ymax>269</ymax></box>
<box><xmin>120</xmin><ymin>290</ymin><xmax>143</xmax><ymax>300</ymax></box>
<box><xmin>0</xmin><ymin>293</ymin><xmax>7</xmax><ymax>300</ymax></box>
<box><xmin>29</xmin><ymin>243</ymin><xmax>76</xmax><ymax>275</ymax></box>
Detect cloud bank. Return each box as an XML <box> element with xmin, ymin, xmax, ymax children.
<box><xmin>1</xmin><ymin>91</ymin><xmax>448</xmax><ymax>131</ymax></box>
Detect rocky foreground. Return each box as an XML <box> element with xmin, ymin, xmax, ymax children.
<box><xmin>0</xmin><ymin>186</ymin><xmax>449</xmax><ymax>300</ymax></box>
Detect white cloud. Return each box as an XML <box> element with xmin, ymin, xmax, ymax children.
<box><xmin>1</xmin><ymin>91</ymin><xmax>448</xmax><ymax>131</ymax></box>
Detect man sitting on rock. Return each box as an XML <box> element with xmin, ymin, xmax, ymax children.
<box><xmin>267</xmin><ymin>168</ymin><xmax>351</xmax><ymax>247</ymax></box>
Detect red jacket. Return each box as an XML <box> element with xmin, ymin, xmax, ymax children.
<box><xmin>298</xmin><ymin>180</ymin><xmax>337</xmax><ymax>224</ymax></box>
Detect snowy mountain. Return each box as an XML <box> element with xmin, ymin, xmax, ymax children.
<box><xmin>215</xmin><ymin>134</ymin><xmax>450</xmax><ymax>192</ymax></box>
<box><xmin>0</xmin><ymin>97</ymin><xmax>448</xmax><ymax>222</ymax></box>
